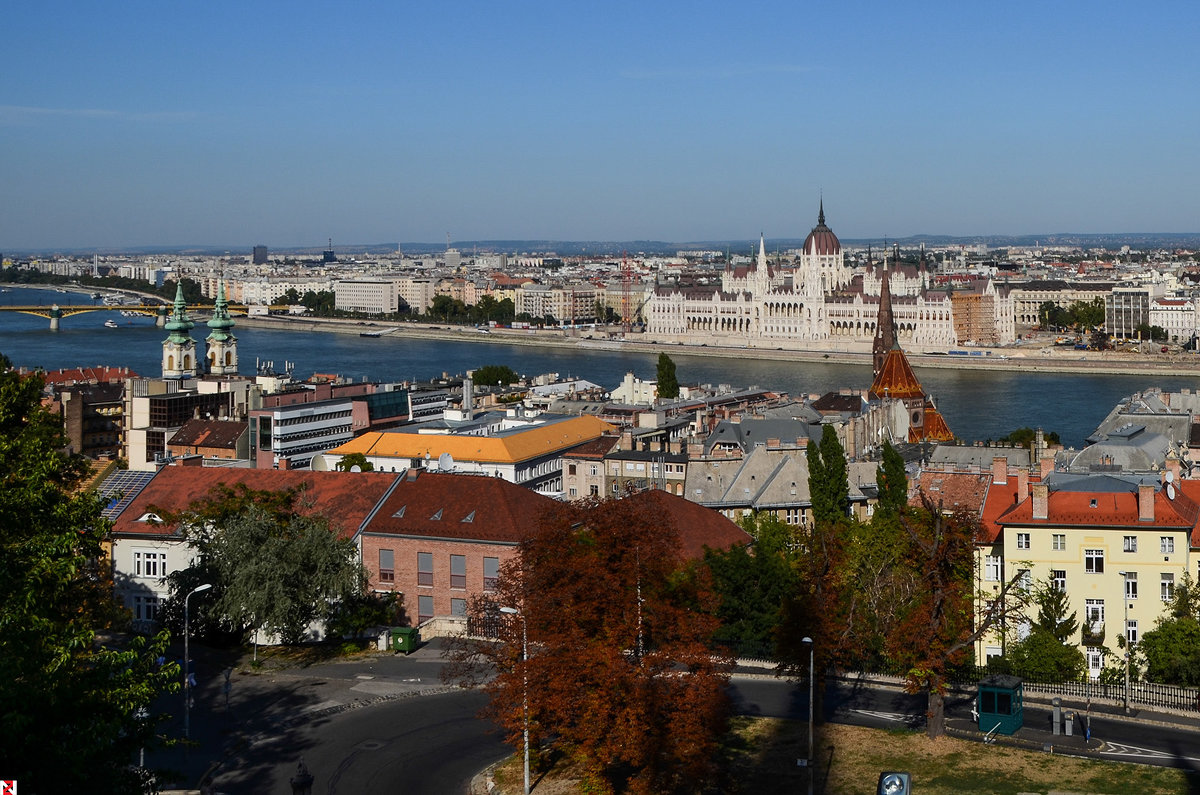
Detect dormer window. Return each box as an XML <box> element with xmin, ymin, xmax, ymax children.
<box><xmin>461</xmin><ymin>511</ymin><xmax>475</xmax><ymax>523</ymax></box>
<box><xmin>1089</xmin><ymin>499</ymin><xmax>1097</xmax><ymax>508</ymax></box>
<box><xmin>136</xmin><ymin>512</ymin><xmax>162</xmax><ymax>524</ymax></box>
<box><xmin>430</xmin><ymin>509</ymin><xmax>443</xmax><ymax>520</ymax></box>
<box><xmin>392</xmin><ymin>505</ymin><xmax>406</xmax><ymax>518</ymax></box>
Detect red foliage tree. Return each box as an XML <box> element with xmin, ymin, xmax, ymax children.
<box><xmin>458</xmin><ymin>497</ymin><xmax>731</xmax><ymax>794</ymax></box>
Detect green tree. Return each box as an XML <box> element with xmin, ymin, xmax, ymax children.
<box><xmin>280</xmin><ymin>287</ymin><xmax>302</xmax><ymax>304</ymax></box>
<box><xmin>1030</xmin><ymin>576</ymin><xmax>1078</xmax><ymax>642</ymax></box>
<box><xmin>473</xmin><ymin>364</ymin><xmax>519</xmax><ymax>387</ymax></box>
<box><xmin>327</xmin><ymin>592</ymin><xmax>403</xmax><ymax>641</ymax></box>
<box><xmin>873</xmin><ymin>441</ymin><xmax>908</xmax><ymax>522</ymax></box>
<box><xmin>1006</xmin><ymin>628</ymin><xmax>1086</xmax><ymax>682</ymax></box>
<box><xmin>161</xmin><ymin>485</ymin><xmax>366</xmax><ymax>645</ymax></box>
<box><xmin>998</xmin><ymin>427</ymin><xmax>1062</xmax><ymax>448</ymax></box>
<box><xmin>656</xmin><ymin>353</ymin><xmax>680</xmax><ymax>400</ymax></box>
<box><xmin>705</xmin><ymin>513</ymin><xmax>800</xmax><ymax>657</ymax></box>
<box><xmin>336</xmin><ymin>452</ymin><xmax>374</xmax><ymax>472</ymax></box>
<box><xmin>0</xmin><ymin>354</ymin><xmax>178</xmax><ymax>792</ymax></box>
<box><xmin>808</xmin><ymin>425</ymin><xmax>849</xmax><ymax>526</ymax></box>
<box><xmin>1069</xmin><ymin>297</ymin><xmax>1105</xmax><ymax>330</ymax></box>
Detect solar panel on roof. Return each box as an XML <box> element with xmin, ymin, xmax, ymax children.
<box><xmin>98</xmin><ymin>470</ymin><xmax>156</xmax><ymax>520</ymax></box>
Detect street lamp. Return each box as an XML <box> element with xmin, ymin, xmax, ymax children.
<box><xmin>1118</xmin><ymin>571</ymin><xmax>1131</xmax><ymax>713</ymax></box>
<box><xmin>184</xmin><ymin>583</ymin><xmax>213</xmax><ymax>739</ymax></box>
<box><xmin>802</xmin><ymin>636</ymin><xmax>814</xmax><ymax>795</ymax></box>
<box><xmin>500</xmin><ymin>606</ymin><xmax>530</xmax><ymax>795</ymax></box>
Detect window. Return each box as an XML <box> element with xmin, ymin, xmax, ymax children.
<box><xmin>568</xmin><ymin>487</ymin><xmax>577</xmax><ymax>497</ymax></box>
<box><xmin>418</xmin><ymin>595</ymin><xmax>434</xmax><ymax>623</ymax></box>
<box><xmin>1085</xmin><ymin>598</ymin><xmax>1104</xmax><ymax>630</ymax></box>
<box><xmin>379</xmin><ymin>549</ymin><xmax>395</xmax><ymax>582</ymax></box>
<box><xmin>1123</xmin><ymin>535</ymin><xmax>1138</xmax><ymax>553</ymax></box>
<box><xmin>132</xmin><ymin>594</ymin><xmax>159</xmax><ymax>622</ymax></box>
<box><xmin>483</xmin><ymin>557</ymin><xmax>499</xmax><ymax>592</ymax></box>
<box><xmin>1051</xmin><ymin>569</ymin><xmax>1066</xmax><ymax>591</ymax></box>
<box><xmin>1052</xmin><ymin>533</ymin><xmax>1066</xmax><ymax>551</ymax></box>
<box><xmin>450</xmin><ymin>554</ymin><xmax>466</xmax><ymax>589</ymax></box>
<box><xmin>1125</xmin><ymin>571</ymin><xmax>1138</xmax><ymax>599</ymax></box>
<box><xmin>589</xmin><ymin>465</ymin><xmax>598</xmax><ymax>476</ymax></box>
<box><xmin>1016</xmin><ymin>532</ymin><xmax>1030</xmax><ymax>550</ymax></box>
<box><xmin>1127</xmin><ymin>619</ymin><xmax>1138</xmax><ymax>645</ymax></box>
<box><xmin>1161</xmin><ymin>536</ymin><xmax>1175</xmax><ymax>554</ymax></box>
<box><xmin>133</xmin><ymin>549</ymin><xmax>168</xmax><ymax>579</ymax></box>
<box><xmin>1085</xmin><ymin>549</ymin><xmax>1104</xmax><ymax>573</ymax></box>
<box><xmin>417</xmin><ymin>552</ymin><xmax>433</xmax><ymax>587</ymax></box>
<box><xmin>1017</xmin><ymin>568</ymin><xmax>1032</xmax><ymax>592</ymax></box>
<box><xmin>589</xmin><ymin>484</ymin><xmax>599</xmax><ymax>496</ymax></box>
<box><xmin>1161</xmin><ymin>573</ymin><xmax>1175</xmax><ymax>602</ymax></box>
<box><xmin>1086</xmin><ymin>647</ymin><xmax>1103</xmax><ymax>677</ymax></box>
<box><xmin>984</xmin><ymin>555</ymin><xmax>1002</xmax><ymax>582</ymax></box>
<box><xmin>451</xmin><ymin>598</ymin><xmax>467</xmax><ymax>617</ymax></box>
<box><xmin>567</xmin><ymin>464</ymin><xmax>577</xmax><ymax>475</ymax></box>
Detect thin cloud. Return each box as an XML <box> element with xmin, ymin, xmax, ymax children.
<box><xmin>621</xmin><ymin>64</ymin><xmax>817</xmax><ymax>80</ymax></box>
<box><xmin>0</xmin><ymin>105</ymin><xmax>198</xmax><ymax>124</ymax></box>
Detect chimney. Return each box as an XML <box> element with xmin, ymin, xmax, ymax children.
<box><xmin>1017</xmin><ymin>469</ymin><xmax>1029</xmax><ymax>503</ymax></box>
<box><xmin>1166</xmin><ymin>456</ymin><xmax>1182</xmax><ymax>482</ymax></box>
<box><xmin>992</xmin><ymin>456</ymin><xmax>1008</xmax><ymax>485</ymax></box>
<box><xmin>767</xmin><ymin>438</ymin><xmax>781</xmax><ymax>450</ymax></box>
<box><xmin>1139</xmin><ymin>483</ymin><xmax>1155</xmax><ymax>522</ymax></box>
<box><xmin>1040</xmin><ymin>455</ymin><xmax>1055</xmax><ymax>478</ymax></box>
<box><xmin>1032</xmin><ymin>483</ymin><xmax>1049</xmax><ymax>520</ymax></box>
<box><xmin>463</xmin><ymin>375</ymin><xmax>474</xmax><ymax>416</ymax></box>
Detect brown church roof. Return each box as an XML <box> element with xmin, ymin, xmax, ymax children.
<box><xmin>869</xmin><ymin>348</ymin><xmax>926</xmax><ymax>400</ymax></box>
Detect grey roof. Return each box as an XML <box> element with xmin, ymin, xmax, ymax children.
<box><xmin>684</xmin><ymin>448</ymin><xmax>875</xmax><ymax>511</ymax></box>
<box><xmin>703</xmin><ymin>417</ymin><xmax>821</xmax><ymax>455</ymax></box>
<box><xmin>1044</xmin><ymin>471</ymin><xmax>1159</xmax><ymax>493</ymax></box>
<box><xmin>927</xmin><ymin>445</ymin><xmax>1031</xmax><ymax>469</ymax></box>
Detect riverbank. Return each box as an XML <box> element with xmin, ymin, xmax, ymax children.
<box><xmin>234</xmin><ymin>314</ymin><xmax>1200</xmax><ymax>377</ymax></box>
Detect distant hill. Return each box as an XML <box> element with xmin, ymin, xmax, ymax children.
<box><xmin>8</xmin><ymin>232</ymin><xmax>1200</xmax><ymax>258</ymax></box>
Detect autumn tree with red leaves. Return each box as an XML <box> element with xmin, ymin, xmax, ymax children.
<box><xmin>889</xmin><ymin>492</ymin><xmax>1027</xmax><ymax>738</ymax></box>
<box><xmin>450</xmin><ymin>497</ymin><xmax>731</xmax><ymax>795</ymax></box>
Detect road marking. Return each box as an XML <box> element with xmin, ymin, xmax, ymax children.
<box><xmin>849</xmin><ymin>709</ymin><xmax>909</xmax><ymax>722</ymax></box>
<box><xmin>1099</xmin><ymin>742</ymin><xmax>1200</xmax><ymax>764</ymax></box>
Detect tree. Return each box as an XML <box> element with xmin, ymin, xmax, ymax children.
<box><xmin>1136</xmin><ymin>574</ymin><xmax>1200</xmax><ymax>686</ymax></box>
<box><xmin>336</xmin><ymin>452</ymin><xmax>374</xmax><ymax>472</ymax></box>
<box><xmin>705</xmin><ymin>512</ymin><xmax>801</xmax><ymax>657</ymax></box>
<box><xmin>873</xmin><ymin>441</ymin><xmax>908</xmax><ymax>522</ymax></box>
<box><xmin>327</xmin><ymin>592</ymin><xmax>404</xmax><ymax>641</ymax></box>
<box><xmin>656</xmin><ymin>353</ymin><xmax>680</xmax><ymax>400</ymax></box>
<box><xmin>473</xmin><ymin>364</ymin><xmax>519</xmax><ymax>387</ymax></box>
<box><xmin>1030</xmin><ymin>576</ymin><xmax>1078</xmax><ymax>642</ymax></box>
<box><xmin>280</xmin><ymin>287</ymin><xmax>302</xmax><ymax>304</ymax></box>
<box><xmin>1089</xmin><ymin>329</ymin><xmax>1111</xmax><ymax>350</ymax></box>
<box><xmin>886</xmin><ymin>493</ymin><xmax>1028</xmax><ymax>738</ymax></box>
<box><xmin>0</xmin><ymin>354</ymin><xmax>178</xmax><ymax>792</ymax></box>
<box><xmin>997</xmin><ymin>427</ymin><xmax>1062</xmax><ymax>449</ymax></box>
<box><xmin>160</xmin><ymin>485</ymin><xmax>366</xmax><ymax>645</ymax></box>
<box><xmin>452</xmin><ymin>498</ymin><xmax>730</xmax><ymax>794</ymax></box>
<box><xmin>807</xmin><ymin>425</ymin><xmax>849</xmax><ymax>526</ymax></box>
<box><xmin>1006</xmin><ymin>628</ymin><xmax>1086</xmax><ymax>682</ymax></box>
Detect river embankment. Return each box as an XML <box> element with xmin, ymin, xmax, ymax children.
<box><xmin>233</xmin><ymin>314</ymin><xmax>1200</xmax><ymax>378</ymax></box>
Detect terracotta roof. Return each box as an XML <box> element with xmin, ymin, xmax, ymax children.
<box><xmin>914</xmin><ymin>404</ymin><xmax>955</xmax><ymax>443</ymax></box>
<box><xmin>622</xmin><ymin>489</ymin><xmax>750</xmax><ymax>559</ymax></box>
<box><xmin>869</xmin><ymin>348</ymin><xmax>926</xmax><ymax>400</ymax></box>
<box><xmin>999</xmin><ymin>484</ymin><xmax>1199</xmax><ymax>531</ymax></box>
<box><xmin>330</xmin><ymin>415</ymin><xmax>615</xmax><ymax>464</ymax></box>
<box><xmin>41</xmin><ymin>365</ymin><xmax>138</xmax><ymax>385</ymax></box>
<box><xmin>110</xmin><ymin>467</ymin><xmax>400</xmax><ymax>540</ymax></box>
<box><xmin>978</xmin><ymin>474</ymin><xmax>1033</xmax><ymax>543</ymax></box>
<box><xmin>361</xmin><ymin>471</ymin><xmax>558</xmax><ymax>543</ymax></box>
<box><xmin>1175</xmin><ymin>480</ymin><xmax>1200</xmax><ymax>548</ymax></box>
<box><xmin>911</xmin><ymin>471</ymin><xmax>990</xmax><ymax>514</ymax></box>
<box><xmin>168</xmin><ymin>419</ymin><xmax>247</xmax><ymax>450</ymax></box>
<box><xmin>561</xmin><ymin>435</ymin><xmax>621</xmax><ymax>460</ymax></box>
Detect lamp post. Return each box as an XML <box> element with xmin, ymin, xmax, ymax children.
<box><xmin>1118</xmin><ymin>571</ymin><xmax>1131</xmax><ymax>713</ymax></box>
<box><xmin>803</xmin><ymin>636</ymin><xmax>814</xmax><ymax>795</ymax></box>
<box><xmin>500</xmin><ymin>606</ymin><xmax>530</xmax><ymax>795</ymax></box>
<box><xmin>184</xmin><ymin>583</ymin><xmax>213</xmax><ymax>739</ymax></box>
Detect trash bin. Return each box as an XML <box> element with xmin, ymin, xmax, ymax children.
<box><xmin>391</xmin><ymin>626</ymin><xmax>419</xmax><ymax>654</ymax></box>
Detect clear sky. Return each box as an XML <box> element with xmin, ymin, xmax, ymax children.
<box><xmin>3</xmin><ymin>1</ymin><xmax>1197</xmax><ymax>250</ymax></box>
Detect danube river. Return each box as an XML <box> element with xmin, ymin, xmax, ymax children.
<box><xmin>2</xmin><ymin>286</ymin><xmax>1196</xmax><ymax>450</ymax></box>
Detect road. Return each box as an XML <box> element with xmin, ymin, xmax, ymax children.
<box><xmin>178</xmin><ymin>647</ymin><xmax>1200</xmax><ymax>793</ymax></box>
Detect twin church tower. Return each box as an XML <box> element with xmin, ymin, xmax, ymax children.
<box><xmin>161</xmin><ymin>281</ymin><xmax>239</xmax><ymax>379</ymax></box>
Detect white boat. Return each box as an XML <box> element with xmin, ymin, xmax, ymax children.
<box><xmin>104</xmin><ymin>320</ymin><xmax>119</xmax><ymax>328</ymax></box>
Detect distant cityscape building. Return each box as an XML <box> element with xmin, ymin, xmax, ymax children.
<box><xmin>252</xmin><ymin>245</ymin><xmax>268</xmax><ymax>265</ymax></box>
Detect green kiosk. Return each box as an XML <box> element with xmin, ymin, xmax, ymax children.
<box><xmin>977</xmin><ymin>674</ymin><xmax>1023</xmax><ymax>735</ymax></box>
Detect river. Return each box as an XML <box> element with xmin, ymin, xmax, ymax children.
<box><xmin>1</xmin><ymin>286</ymin><xmax>1195</xmax><ymax>450</ymax></box>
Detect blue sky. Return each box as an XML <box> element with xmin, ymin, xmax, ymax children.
<box><xmin>3</xmin><ymin>1</ymin><xmax>1198</xmax><ymax>249</ymax></box>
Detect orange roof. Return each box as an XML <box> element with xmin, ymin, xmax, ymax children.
<box><xmin>42</xmin><ymin>365</ymin><xmax>138</xmax><ymax>385</ymax></box>
<box><xmin>978</xmin><ymin>474</ymin><xmax>1038</xmax><ymax>544</ymax></box>
<box><xmin>869</xmin><ymin>348</ymin><xmax>926</xmax><ymax>400</ymax></box>
<box><xmin>998</xmin><ymin>484</ymin><xmax>1199</xmax><ymax>532</ymax></box>
<box><xmin>330</xmin><ymin>415</ymin><xmax>615</xmax><ymax>465</ymax></box>
<box><xmin>1176</xmin><ymin>480</ymin><xmax>1200</xmax><ymax>548</ymax></box>
<box><xmin>912</xmin><ymin>404</ymin><xmax>955</xmax><ymax>443</ymax></box>
<box><xmin>110</xmin><ymin>467</ymin><xmax>400</xmax><ymax>540</ymax></box>
<box><xmin>623</xmin><ymin>489</ymin><xmax>750</xmax><ymax>559</ymax></box>
<box><xmin>911</xmin><ymin>471</ymin><xmax>990</xmax><ymax>514</ymax></box>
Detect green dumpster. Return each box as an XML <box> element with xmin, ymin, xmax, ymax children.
<box><xmin>391</xmin><ymin>626</ymin><xmax>419</xmax><ymax>653</ymax></box>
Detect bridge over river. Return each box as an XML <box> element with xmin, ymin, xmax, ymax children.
<box><xmin>0</xmin><ymin>303</ymin><xmax>259</xmax><ymax>330</ymax></box>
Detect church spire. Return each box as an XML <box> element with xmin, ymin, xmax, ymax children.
<box><xmin>818</xmin><ymin>196</ymin><xmax>825</xmax><ymax>226</ymax></box>
<box><xmin>872</xmin><ymin>253</ymin><xmax>898</xmax><ymax>377</ymax></box>
<box><xmin>205</xmin><ymin>279</ymin><xmax>239</xmax><ymax>376</ymax></box>
<box><xmin>161</xmin><ymin>281</ymin><xmax>197</xmax><ymax>379</ymax></box>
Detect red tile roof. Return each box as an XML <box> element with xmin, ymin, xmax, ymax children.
<box><xmin>41</xmin><ymin>365</ymin><xmax>138</xmax><ymax>385</ymax></box>
<box><xmin>870</xmin><ymin>348</ymin><xmax>926</xmax><ymax>400</ymax></box>
<box><xmin>110</xmin><ymin>467</ymin><xmax>400</xmax><ymax>539</ymax></box>
<box><xmin>361</xmin><ymin>471</ymin><xmax>558</xmax><ymax>544</ymax></box>
<box><xmin>998</xmin><ymin>485</ymin><xmax>1198</xmax><ymax>531</ymax></box>
<box><xmin>622</xmin><ymin>489</ymin><xmax>750</xmax><ymax>559</ymax></box>
<box><xmin>912</xmin><ymin>472</ymin><xmax>991</xmax><ymax>514</ymax></box>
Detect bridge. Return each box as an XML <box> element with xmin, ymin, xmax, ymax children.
<box><xmin>0</xmin><ymin>304</ymin><xmax>258</xmax><ymax>330</ymax></box>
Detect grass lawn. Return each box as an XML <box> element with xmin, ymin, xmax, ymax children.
<box><xmin>490</xmin><ymin>718</ymin><xmax>1199</xmax><ymax>794</ymax></box>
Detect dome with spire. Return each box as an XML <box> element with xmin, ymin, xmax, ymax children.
<box><xmin>206</xmin><ymin>281</ymin><xmax>235</xmax><ymax>341</ymax></box>
<box><xmin>802</xmin><ymin>199</ymin><xmax>841</xmax><ymax>257</ymax></box>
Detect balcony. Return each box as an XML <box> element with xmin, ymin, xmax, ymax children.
<box><xmin>1081</xmin><ymin>622</ymin><xmax>1106</xmax><ymax>648</ymax></box>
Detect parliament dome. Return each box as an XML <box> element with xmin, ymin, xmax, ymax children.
<box><xmin>802</xmin><ymin>200</ymin><xmax>840</xmax><ymax>256</ymax></box>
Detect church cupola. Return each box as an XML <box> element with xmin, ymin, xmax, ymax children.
<box><xmin>205</xmin><ymin>280</ymin><xmax>238</xmax><ymax>376</ymax></box>
<box><xmin>161</xmin><ymin>282</ymin><xmax>197</xmax><ymax>379</ymax></box>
